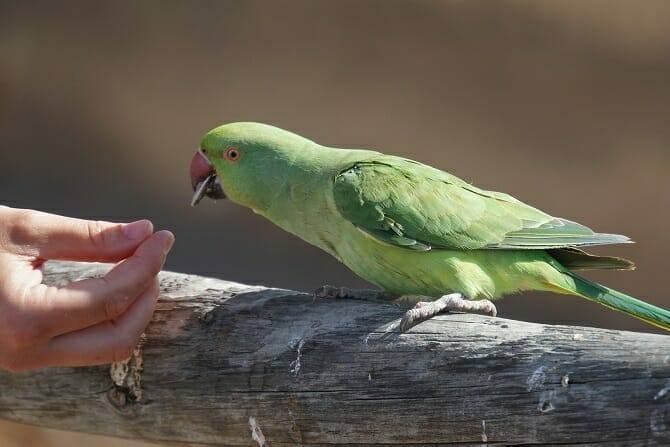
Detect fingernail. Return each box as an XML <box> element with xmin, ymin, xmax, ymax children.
<box><xmin>123</xmin><ymin>220</ymin><xmax>153</xmax><ymax>240</ymax></box>
<box><xmin>161</xmin><ymin>231</ymin><xmax>175</xmax><ymax>254</ymax></box>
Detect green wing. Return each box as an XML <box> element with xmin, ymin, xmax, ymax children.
<box><xmin>332</xmin><ymin>157</ymin><xmax>630</xmax><ymax>251</ymax></box>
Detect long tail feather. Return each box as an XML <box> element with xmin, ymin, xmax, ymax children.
<box><xmin>565</xmin><ymin>272</ymin><xmax>670</xmax><ymax>331</ymax></box>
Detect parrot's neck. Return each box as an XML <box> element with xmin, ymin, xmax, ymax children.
<box><xmin>254</xmin><ymin>145</ymin><xmax>376</xmax><ymax>259</ymax></box>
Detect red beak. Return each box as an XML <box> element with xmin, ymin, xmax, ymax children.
<box><xmin>190</xmin><ymin>150</ymin><xmax>226</xmax><ymax>206</ymax></box>
<box><xmin>190</xmin><ymin>150</ymin><xmax>215</xmax><ymax>189</ymax></box>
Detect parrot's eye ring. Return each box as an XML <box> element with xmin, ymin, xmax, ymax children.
<box><xmin>224</xmin><ymin>147</ymin><xmax>241</xmax><ymax>162</ymax></box>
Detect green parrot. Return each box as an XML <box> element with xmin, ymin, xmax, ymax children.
<box><xmin>189</xmin><ymin>122</ymin><xmax>670</xmax><ymax>332</ymax></box>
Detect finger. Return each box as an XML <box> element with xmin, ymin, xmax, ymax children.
<box><xmin>25</xmin><ymin>231</ymin><xmax>174</xmax><ymax>338</ymax></box>
<box><xmin>38</xmin><ymin>277</ymin><xmax>160</xmax><ymax>368</ymax></box>
<box><xmin>3</xmin><ymin>207</ymin><xmax>154</xmax><ymax>262</ymax></box>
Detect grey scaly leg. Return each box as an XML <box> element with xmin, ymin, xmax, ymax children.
<box><xmin>399</xmin><ymin>293</ymin><xmax>497</xmax><ymax>332</ymax></box>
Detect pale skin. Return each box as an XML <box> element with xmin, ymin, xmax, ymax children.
<box><xmin>0</xmin><ymin>206</ymin><xmax>174</xmax><ymax>372</ymax></box>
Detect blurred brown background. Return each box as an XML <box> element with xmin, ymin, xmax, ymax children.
<box><xmin>1</xmin><ymin>0</ymin><xmax>669</xmax><ymax>445</ymax></box>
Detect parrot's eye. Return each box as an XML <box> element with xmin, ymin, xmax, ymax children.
<box><xmin>224</xmin><ymin>147</ymin><xmax>241</xmax><ymax>162</ymax></box>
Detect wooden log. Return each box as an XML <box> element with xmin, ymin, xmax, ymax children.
<box><xmin>0</xmin><ymin>261</ymin><xmax>668</xmax><ymax>446</ymax></box>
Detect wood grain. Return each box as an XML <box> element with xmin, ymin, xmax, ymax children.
<box><xmin>0</xmin><ymin>261</ymin><xmax>668</xmax><ymax>446</ymax></box>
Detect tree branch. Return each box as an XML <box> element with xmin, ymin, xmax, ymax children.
<box><xmin>0</xmin><ymin>261</ymin><xmax>668</xmax><ymax>445</ymax></box>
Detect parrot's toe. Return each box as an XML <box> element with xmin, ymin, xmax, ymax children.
<box><xmin>477</xmin><ymin>299</ymin><xmax>498</xmax><ymax>317</ymax></box>
<box><xmin>399</xmin><ymin>293</ymin><xmax>498</xmax><ymax>332</ymax></box>
<box><xmin>399</xmin><ymin>308</ymin><xmax>428</xmax><ymax>332</ymax></box>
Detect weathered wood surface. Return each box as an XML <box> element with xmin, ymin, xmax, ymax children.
<box><xmin>0</xmin><ymin>261</ymin><xmax>668</xmax><ymax>446</ymax></box>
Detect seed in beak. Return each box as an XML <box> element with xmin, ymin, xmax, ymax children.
<box><xmin>190</xmin><ymin>174</ymin><xmax>217</xmax><ymax>207</ymax></box>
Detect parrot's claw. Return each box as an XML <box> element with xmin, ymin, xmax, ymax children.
<box><xmin>399</xmin><ymin>293</ymin><xmax>497</xmax><ymax>332</ymax></box>
<box><xmin>314</xmin><ymin>285</ymin><xmax>397</xmax><ymax>302</ymax></box>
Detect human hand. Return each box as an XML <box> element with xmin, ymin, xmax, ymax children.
<box><xmin>0</xmin><ymin>206</ymin><xmax>174</xmax><ymax>372</ymax></box>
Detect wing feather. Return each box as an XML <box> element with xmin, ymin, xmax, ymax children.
<box><xmin>332</xmin><ymin>157</ymin><xmax>631</xmax><ymax>250</ymax></box>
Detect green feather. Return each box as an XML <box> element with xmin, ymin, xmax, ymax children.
<box><xmin>359</xmin><ymin>228</ymin><xmax>431</xmax><ymax>251</ymax></box>
<box><xmin>548</xmin><ymin>248</ymin><xmax>635</xmax><ymax>271</ymax></box>
<box><xmin>333</xmin><ymin>159</ymin><xmax>630</xmax><ymax>251</ymax></box>
<box><xmin>565</xmin><ymin>271</ymin><xmax>670</xmax><ymax>331</ymax></box>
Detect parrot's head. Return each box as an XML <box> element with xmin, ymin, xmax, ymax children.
<box><xmin>190</xmin><ymin>122</ymin><xmax>314</xmax><ymax>211</ymax></box>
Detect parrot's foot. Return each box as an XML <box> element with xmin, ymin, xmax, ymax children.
<box><xmin>314</xmin><ymin>285</ymin><xmax>398</xmax><ymax>302</ymax></box>
<box><xmin>399</xmin><ymin>293</ymin><xmax>497</xmax><ymax>332</ymax></box>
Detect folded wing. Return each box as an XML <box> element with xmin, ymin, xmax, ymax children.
<box><xmin>332</xmin><ymin>157</ymin><xmax>631</xmax><ymax>251</ymax></box>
